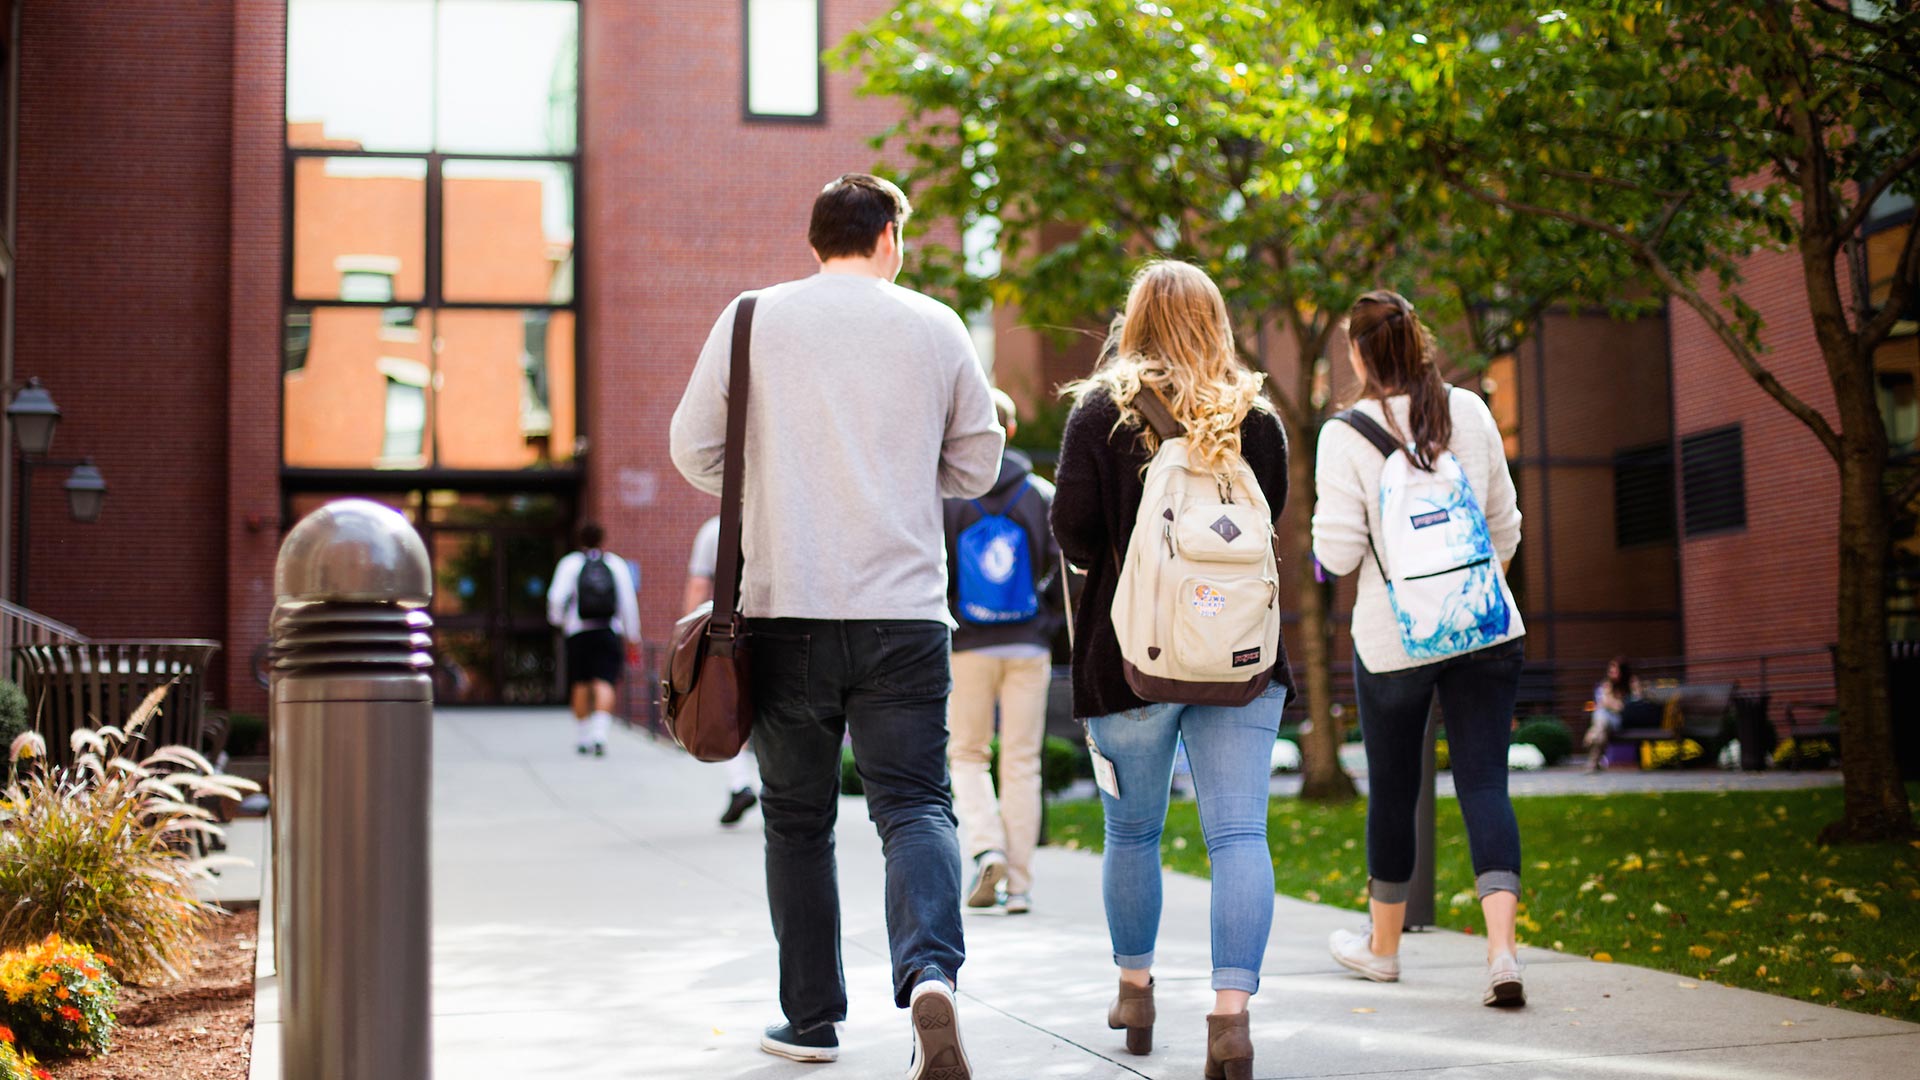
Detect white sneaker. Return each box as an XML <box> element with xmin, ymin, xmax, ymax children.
<box><xmin>1329</xmin><ymin>926</ymin><xmax>1401</xmax><ymax>982</ymax></box>
<box><xmin>1002</xmin><ymin>892</ymin><xmax>1031</xmax><ymax>915</ymax></box>
<box><xmin>965</xmin><ymin>851</ymin><xmax>1007</xmax><ymax>909</ymax></box>
<box><xmin>1484</xmin><ymin>951</ymin><xmax>1526</xmax><ymax>1007</ymax></box>
<box><xmin>907</xmin><ymin>979</ymin><xmax>971</xmax><ymax>1079</ymax></box>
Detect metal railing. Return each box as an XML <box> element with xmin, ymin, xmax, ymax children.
<box><xmin>0</xmin><ymin>598</ymin><xmax>86</xmax><ymax>682</ymax></box>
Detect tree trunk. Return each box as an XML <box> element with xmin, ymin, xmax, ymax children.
<box><xmin>1822</xmin><ymin>434</ymin><xmax>1915</xmax><ymax>842</ymax></box>
<box><xmin>1288</xmin><ymin>424</ymin><xmax>1359</xmax><ymax>803</ymax></box>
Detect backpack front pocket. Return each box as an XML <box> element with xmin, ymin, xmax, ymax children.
<box><xmin>1174</xmin><ymin>503</ymin><xmax>1270</xmax><ymax>563</ymax></box>
<box><xmin>1171</xmin><ymin>574</ymin><xmax>1276</xmax><ymax>677</ymax></box>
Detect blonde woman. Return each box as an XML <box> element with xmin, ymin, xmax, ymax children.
<box><xmin>1051</xmin><ymin>261</ymin><xmax>1293</xmax><ymax>1080</ymax></box>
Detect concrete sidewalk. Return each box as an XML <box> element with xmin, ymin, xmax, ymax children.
<box><xmin>430</xmin><ymin>710</ymin><xmax>1916</xmax><ymax>1079</ymax></box>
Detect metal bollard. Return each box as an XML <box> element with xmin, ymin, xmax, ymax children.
<box><xmin>269</xmin><ymin>499</ymin><xmax>434</xmax><ymax>1080</ymax></box>
<box><xmin>1404</xmin><ymin>694</ymin><xmax>1441</xmax><ymax>930</ymax></box>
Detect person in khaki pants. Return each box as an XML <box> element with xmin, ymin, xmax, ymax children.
<box><xmin>943</xmin><ymin>390</ymin><xmax>1062</xmax><ymax>915</ymax></box>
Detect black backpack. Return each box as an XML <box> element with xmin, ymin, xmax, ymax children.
<box><xmin>576</xmin><ymin>551</ymin><xmax>619</xmax><ymax>622</ymax></box>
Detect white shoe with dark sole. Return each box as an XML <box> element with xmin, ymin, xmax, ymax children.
<box><xmin>1484</xmin><ymin>952</ymin><xmax>1526</xmax><ymax>1007</ymax></box>
<box><xmin>907</xmin><ymin>979</ymin><xmax>971</xmax><ymax>1080</ymax></box>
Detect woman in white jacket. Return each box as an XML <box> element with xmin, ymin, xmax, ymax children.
<box><xmin>1311</xmin><ymin>290</ymin><xmax>1529</xmax><ymax>1008</ymax></box>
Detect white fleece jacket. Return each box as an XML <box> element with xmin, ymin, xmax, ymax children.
<box><xmin>1312</xmin><ymin>387</ymin><xmax>1524</xmax><ymax>673</ymax></box>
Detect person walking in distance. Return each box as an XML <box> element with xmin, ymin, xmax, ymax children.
<box><xmin>943</xmin><ymin>388</ymin><xmax>1061</xmax><ymax>916</ymax></box>
<box><xmin>1313</xmin><ymin>289</ymin><xmax>1529</xmax><ymax>1007</ymax></box>
<box><xmin>670</xmin><ymin>173</ymin><xmax>1003</xmax><ymax>1076</ymax></box>
<box><xmin>685</xmin><ymin>512</ymin><xmax>760</xmax><ymax>825</ymax></box>
<box><xmin>546</xmin><ymin>523</ymin><xmax>641</xmax><ymax>756</ymax></box>
<box><xmin>1052</xmin><ymin>261</ymin><xmax>1294</xmax><ymax>1080</ymax></box>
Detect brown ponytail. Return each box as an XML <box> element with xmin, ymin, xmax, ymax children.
<box><xmin>1345</xmin><ymin>289</ymin><xmax>1452</xmax><ymax>471</ymax></box>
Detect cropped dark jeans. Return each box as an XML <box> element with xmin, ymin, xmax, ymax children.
<box><xmin>1355</xmin><ymin>638</ymin><xmax>1526</xmax><ymax>901</ymax></box>
<box><xmin>748</xmin><ymin>618</ymin><xmax>966</xmax><ymax>1033</ymax></box>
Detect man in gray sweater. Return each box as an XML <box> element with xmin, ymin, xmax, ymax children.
<box><xmin>670</xmin><ymin>173</ymin><xmax>1003</xmax><ymax>1078</ymax></box>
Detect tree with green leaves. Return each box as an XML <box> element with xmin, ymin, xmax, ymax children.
<box><xmin>840</xmin><ymin>0</ymin><xmax>1640</xmax><ymax>800</ymax></box>
<box><xmin>1338</xmin><ymin>0</ymin><xmax>1919</xmax><ymax>839</ymax></box>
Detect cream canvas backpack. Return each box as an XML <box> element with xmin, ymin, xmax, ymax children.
<box><xmin>1110</xmin><ymin>389</ymin><xmax>1281</xmax><ymax>706</ymax></box>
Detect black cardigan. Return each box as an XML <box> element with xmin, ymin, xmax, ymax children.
<box><xmin>1050</xmin><ymin>387</ymin><xmax>1296</xmax><ymax>719</ymax></box>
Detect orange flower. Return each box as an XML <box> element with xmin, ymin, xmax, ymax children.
<box><xmin>0</xmin><ymin>1024</ymin><xmax>12</xmax><ymax>1042</ymax></box>
<box><xmin>57</xmin><ymin>1006</ymin><xmax>81</xmax><ymax>1023</ymax></box>
<box><xmin>37</xmin><ymin>972</ymin><xmax>56</xmax><ymax>986</ymax></box>
<box><xmin>53</xmin><ymin>988</ymin><xmax>68</xmax><ymax>1000</ymax></box>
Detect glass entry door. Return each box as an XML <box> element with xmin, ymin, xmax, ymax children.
<box><xmin>287</xmin><ymin>489</ymin><xmax>572</xmax><ymax>705</ymax></box>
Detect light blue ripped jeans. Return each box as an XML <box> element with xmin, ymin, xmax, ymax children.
<box><xmin>1087</xmin><ymin>686</ymin><xmax>1285</xmax><ymax>994</ymax></box>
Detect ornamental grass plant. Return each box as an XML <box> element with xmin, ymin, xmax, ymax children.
<box><xmin>0</xmin><ymin>685</ymin><xmax>257</xmax><ymax>984</ymax></box>
<box><xmin>0</xmin><ymin>936</ymin><xmax>116</xmax><ymax>1058</ymax></box>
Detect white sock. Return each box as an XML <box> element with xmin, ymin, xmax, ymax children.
<box><xmin>723</xmin><ymin>747</ymin><xmax>758</xmax><ymax>792</ymax></box>
<box><xmin>588</xmin><ymin>711</ymin><xmax>612</xmax><ymax>744</ymax></box>
<box><xmin>575</xmin><ymin>718</ymin><xmax>592</xmax><ymax>748</ymax></box>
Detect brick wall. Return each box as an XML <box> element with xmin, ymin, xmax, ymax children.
<box><xmin>14</xmin><ymin>2</ymin><xmax>234</xmax><ymax>672</ymax></box>
<box><xmin>225</xmin><ymin>0</ymin><xmax>285</xmax><ymax>713</ymax></box>
<box><xmin>583</xmin><ymin>0</ymin><xmax>905</xmax><ymax>645</ymax></box>
<box><xmin>1670</xmin><ymin>246</ymin><xmax>1842</xmax><ymax>666</ymax></box>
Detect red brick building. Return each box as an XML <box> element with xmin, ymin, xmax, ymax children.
<box><xmin>0</xmin><ymin>0</ymin><xmax>1907</xmax><ymax>719</ymax></box>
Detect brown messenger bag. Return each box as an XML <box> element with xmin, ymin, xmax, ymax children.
<box><xmin>662</xmin><ymin>294</ymin><xmax>757</xmax><ymax>762</ymax></box>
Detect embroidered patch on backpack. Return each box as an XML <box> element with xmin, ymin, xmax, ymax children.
<box><xmin>1190</xmin><ymin>583</ymin><xmax>1226</xmax><ymax>617</ymax></box>
<box><xmin>1210</xmin><ymin>515</ymin><xmax>1242</xmax><ymax>543</ymax></box>
<box><xmin>1409</xmin><ymin>509</ymin><xmax>1450</xmax><ymax>530</ymax></box>
<box><xmin>1232</xmin><ymin>647</ymin><xmax>1261</xmax><ymax>667</ymax></box>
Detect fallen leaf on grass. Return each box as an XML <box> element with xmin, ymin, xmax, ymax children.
<box><xmin>1592</xmin><ymin>952</ymin><xmax>1614</xmax><ymax>963</ymax></box>
<box><xmin>1689</xmin><ymin>945</ymin><xmax>1713</xmax><ymax>959</ymax></box>
<box><xmin>1860</xmin><ymin>902</ymin><xmax>1881</xmax><ymax>920</ymax></box>
<box><xmin>1832</xmin><ymin>953</ymin><xmax>1858</xmax><ymax>964</ymax></box>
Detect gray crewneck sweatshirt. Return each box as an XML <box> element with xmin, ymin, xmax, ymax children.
<box><xmin>670</xmin><ymin>273</ymin><xmax>1005</xmax><ymax>626</ymax></box>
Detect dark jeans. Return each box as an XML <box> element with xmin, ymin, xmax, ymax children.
<box><xmin>748</xmin><ymin>618</ymin><xmax>966</xmax><ymax>1031</ymax></box>
<box><xmin>1355</xmin><ymin>638</ymin><xmax>1525</xmax><ymax>899</ymax></box>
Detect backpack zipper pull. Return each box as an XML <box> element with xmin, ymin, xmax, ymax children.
<box><xmin>1163</xmin><ymin>521</ymin><xmax>1175</xmax><ymax>558</ymax></box>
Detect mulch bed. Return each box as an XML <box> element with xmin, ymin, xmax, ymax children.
<box><xmin>45</xmin><ymin>910</ymin><xmax>257</xmax><ymax>1079</ymax></box>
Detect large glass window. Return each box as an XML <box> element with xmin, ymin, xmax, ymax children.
<box><xmin>744</xmin><ymin>0</ymin><xmax>822</xmax><ymax>120</ymax></box>
<box><xmin>285</xmin><ymin>0</ymin><xmax>579</xmax><ymax>472</ymax></box>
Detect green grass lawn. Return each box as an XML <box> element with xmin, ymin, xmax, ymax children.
<box><xmin>1047</xmin><ymin>784</ymin><xmax>1920</xmax><ymax>1022</ymax></box>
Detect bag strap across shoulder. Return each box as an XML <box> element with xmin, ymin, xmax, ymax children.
<box><xmin>1328</xmin><ymin>407</ymin><xmax>1396</xmax><ymax>583</ymax></box>
<box><xmin>710</xmin><ymin>294</ymin><xmax>757</xmax><ymax>652</ymax></box>
<box><xmin>1132</xmin><ymin>387</ymin><xmax>1183</xmax><ymax>442</ymax></box>
<box><xmin>1331</xmin><ymin>407</ymin><xmax>1401</xmax><ymax>460</ymax></box>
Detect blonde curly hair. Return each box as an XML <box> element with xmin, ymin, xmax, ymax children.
<box><xmin>1066</xmin><ymin>261</ymin><xmax>1270</xmax><ymax>475</ymax></box>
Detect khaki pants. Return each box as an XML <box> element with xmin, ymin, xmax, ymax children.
<box><xmin>947</xmin><ymin>650</ymin><xmax>1051</xmax><ymax>896</ymax></box>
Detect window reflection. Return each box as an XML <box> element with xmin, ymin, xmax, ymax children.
<box><xmin>284</xmin><ymin>308</ymin><xmax>438</xmax><ymax>469</ymax></box>
<box><xmin>436</xmin><ymin>0</ymin><xmax>578</xmax><ymax>154</ymax></box>
<box><xmin>292</xmin><ymin>157</ymin><xmax>427</xmax><ymax>302</ymax></box>
<box><xmin>287</xmin><ymin>0</ymin><xmax>432</xmax><ymax>151</ymax></box>
<box><xmin>746</xmin><ymin>0</ymin><xmax>821</xmax><ymax>118</ymax></box>
<box><xmin>441</xmin><ymin>160</ymin><xmax>574</xmax><ymax>304</ymax></box>
<box><xmin>434</xmin><ymin>309</ymin><xmax>576</xmax><ymax>469</ymax></box>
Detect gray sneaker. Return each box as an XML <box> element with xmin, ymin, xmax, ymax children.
<box><xmin>966</xmin><ymin>851</ymin><xmax>1007</xmax><ymax>909</ymax></box>
<box><xmin>1329</xmin><ymin>926</ymin><xmax>1400</xmax><ymax>982</ymax></box>
<box><xmin>1002</xmin><ymin>892</ymin><xmax>1031</xmax><ymax>915</ymax></box>
<box><xmin>1484</xmin><ymin>951</ymin><xmax>1526</xmax><ymax>1007</ymax></box>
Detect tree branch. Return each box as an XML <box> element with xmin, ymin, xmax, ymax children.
<box><xmin>1538</xmin><ymin>165</ymin><xmax>1689</xmax><ymax>201</ymax></box>
<box><xmin>1838</xmin><ymin>140</ymin><xmax>1920</xmax><ymax>240</ymax></box>
<box><xmin>1648</xmin><ymin>192</ymin><xmax>1693</xmax><ymax>249</ymax></box>
<box><xmin>1450</xmin><ymin>177</ymin><xmax>1846</xmax><ymax>460</ymax></box>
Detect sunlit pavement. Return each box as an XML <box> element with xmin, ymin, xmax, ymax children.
<box><xmin>425</xmin><ymin>709</ymin><xmax>1914</xmax><ymax>1079</ymax></box>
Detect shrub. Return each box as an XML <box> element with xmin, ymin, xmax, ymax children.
<box><xmin>222</xmin><ymin>712</ymin><xmax>267</xmax><ymax>758</ymax></box>
<box><xmin>841</xmin><ymin>735</ymin><xmax>1084</xmax><ymax>797</ymax></box>
<box><xmin>1772</xmin><ymin>736</ymin><xmax>1836</xmax><ymax>768</ymax></box>
<box><xmin>0</xmin><ymin>937</ymin><xmax>116</xmax><ymax>1058</ymax></box>
<box><xmin>0</xmin><ymin>685</ymin><xmax>258</xmax><ymax>983</ymax></box>
<box><xmin>1511</xmin><ymin>717</ymin><xmax>1574</xmax><ymax>766</ymax></box>
<box><xmin>0</xmin><ymin>1035</ymin><xmax>45</xmax><ymax>1080</ymax></box>
<box><xmin>1640</xmin><ymin>738</ymin><xmax>1705</xmax><ymax>769</ymax></box>
<box><xmin>1433</xmin><ymin>739</ymin><xmax>1450</xmax><ymax>770</ymax></box>
<box><xmin>0</xmin><ymin>685</ymin><xmax>25</xmax><ymax>760</ymax></box>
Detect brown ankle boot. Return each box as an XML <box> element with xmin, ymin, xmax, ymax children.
<box><xmin>1204</xmin><ymin>1010</ymin><xmax>1252</xmax><ymax>1080</ymax></box>
<box><xmin>1106</xmin><ymin>977</ymin><xmax>1155</xmax><ymax>1055</ymax></box>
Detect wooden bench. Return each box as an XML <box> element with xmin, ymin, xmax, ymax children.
<box><xmin>1610</xmin><ymin>682</ymin><xmax>1737</xmax><ymax>767</ymax></box>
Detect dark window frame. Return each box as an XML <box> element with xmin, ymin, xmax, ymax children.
<box><xmin>740</xmin><ymin>0</ymin><xmax>827</xmax><ymax>125</ymax></box>
<box><xmin>281</xmin><ymin>0</ymin><xmax>582</xmax><ymax>475</ymax></box>
<box><xmin>1680</xmin><ymin>425</ymin><xmax>1748</xmax><ymax>538</ymax></box>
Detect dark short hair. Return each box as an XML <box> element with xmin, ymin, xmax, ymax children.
<box><xmin>809</xmin><ymin>173</ymin><xmax>912</xmax><ymax>259</ymax></box>
<box><xmin>579</xmin><ymin>522</ymin><xmax>604</xmax><ymax>549</ymax></box>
